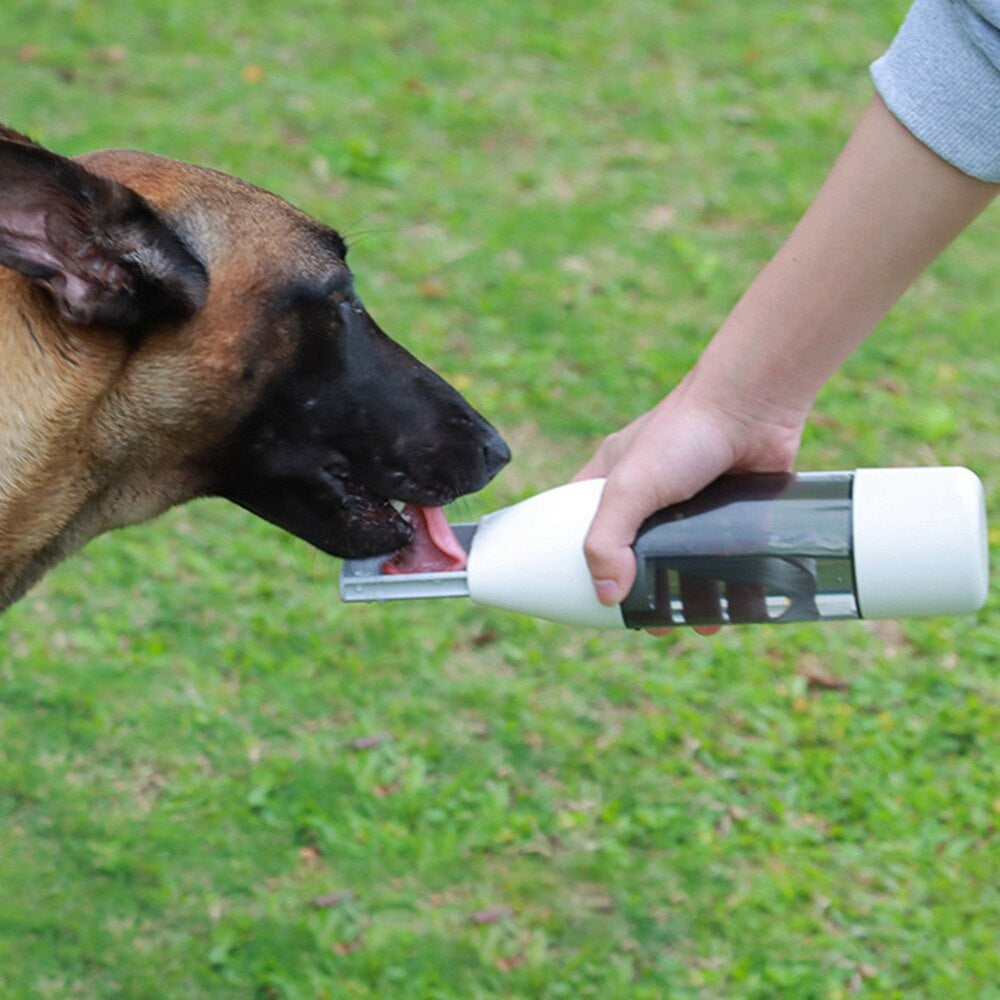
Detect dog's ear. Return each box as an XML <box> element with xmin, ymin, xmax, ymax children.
<box><xmin>0</xmin><ymin>135</ymin><xmax>207</xmax><ymax>330</ymax></box>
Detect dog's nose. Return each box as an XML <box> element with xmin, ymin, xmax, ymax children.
<box><xmin>482</xmin><ymin>430</ymin><xmax>511</xmax><ymax>478</ymax></box>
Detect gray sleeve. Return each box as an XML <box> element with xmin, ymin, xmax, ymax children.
<box><xmin>871</xmin><ymin>0</ymin><xmax>1000</xmax><ymax>181</ymax></box>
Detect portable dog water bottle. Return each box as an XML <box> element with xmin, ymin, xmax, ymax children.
<box><xmin>340</xmin><ymin>468</ymin><xmax>989</xmax><ymax>628</ymax></box>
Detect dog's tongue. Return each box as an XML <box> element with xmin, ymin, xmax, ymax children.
<box><xmin>381</xmin><ymin>505</ymin><xmax>467</xmax><ymax>575</ymax></box>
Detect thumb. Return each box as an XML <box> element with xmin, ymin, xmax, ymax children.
<box><xmin>582</xmin><ymin>475</ymin><xmax>655</xmax><ymax>606</ymax></box>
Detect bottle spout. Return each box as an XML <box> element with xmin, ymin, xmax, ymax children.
<box><xmin>339</xmin><ymin>524</ymin><xmax>475</xmax><ymax>602</ymax></box>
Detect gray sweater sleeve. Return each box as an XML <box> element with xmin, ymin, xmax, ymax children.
<box><xmin>871</xmin><ymin>0</ymin><xmax>1000</xmax><ymax>181</ymax></box>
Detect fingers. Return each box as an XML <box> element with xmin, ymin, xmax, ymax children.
<box><xmin>571</xmin><ymin>364</ymin><xmax>808</xmax><ymax>634</ymax></box>
<box><xmin>571</xmin><ymin>457</ymin><xmax>606</xmax><ymax>484</ymax></box>
<box><xmin>571</xmin><ymin>418</ymin><xmax>645</xmax><ymax>484</ymax></box>
<box><xmin>577</xmin><ymin>394</ymin><xmax>739</xmax><ymax>614</ymax></box>
<box><xmin>582</xmin><ymin>470</ymin><xmax>658</xmax><ymax>605</ymax></box>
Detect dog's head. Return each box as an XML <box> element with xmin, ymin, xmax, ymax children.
<box><xmin>0</xmin><ymin>126</ymin><xmax>508</xmax><ymax>602</ymax></box>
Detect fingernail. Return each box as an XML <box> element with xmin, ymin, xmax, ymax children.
<box><xmin>593</xmin><ymin>579</ymin><xmax>622</xmax><ymax>606</ymax></box>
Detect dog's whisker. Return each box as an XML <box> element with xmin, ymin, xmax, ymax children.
<box><xmin>0</xmin><ymin>120</ymin><xmax>508</xmax><ymax>613</ymax></box>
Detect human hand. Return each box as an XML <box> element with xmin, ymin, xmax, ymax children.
<box><xmin>573</xmin><ymin>95</ymin><xmax>998</xmax><ymax>630</ymax></box>
<box><xmin>573</xmin><ymin>369</ymin><xmax>807</xmax><ymax>621</ymax></box>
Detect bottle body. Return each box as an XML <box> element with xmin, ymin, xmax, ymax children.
<box><xmin>621</xmin><ymin>472</ymin><xmax>857</xmax><ymax>628</ymax></box>
<box><xmin>463</xmin><ymin>468</ymin><xmax>987</xmax><ymax>629</ymax></box>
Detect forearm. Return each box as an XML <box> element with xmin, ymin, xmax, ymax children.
<box><xmin>579</xmin><ymin>94</ymin><xmax>998</xmax><ymax>607</ymax></box>
<box><xmin>688</xmin><ymin>95</ymin><xmax>998</xmax><ymax>425</ymax></box>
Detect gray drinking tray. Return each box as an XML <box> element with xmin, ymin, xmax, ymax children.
<box><xmin>339</xmin><ymin>523</ymin><xmax>477</xmax><ymax>602</ymax></box>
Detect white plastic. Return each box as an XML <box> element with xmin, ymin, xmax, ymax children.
<box><xmin>852</xmin><ymin>466</ymin><xmax>989</xmax><ymax>618</ymax></box>
<box><xmin>466</xmin><ymin>478</ymin><xmax>625</xmax><ymax>628</ymax></box>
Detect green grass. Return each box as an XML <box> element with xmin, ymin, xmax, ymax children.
<box><xmin>1</xmin><ymin>1</ymin><xmax>999</xmax><ymax>997</ymax></box>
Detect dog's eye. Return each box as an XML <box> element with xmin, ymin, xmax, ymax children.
<box><xmin>330</xmin><ymin>287</ymin><xmax>359</xmax><ymax>308</ymax></box>
<box><xmin>323</xmin><ymin>273</ymin><xmax>356</xmax><ymax>303</ymax></box>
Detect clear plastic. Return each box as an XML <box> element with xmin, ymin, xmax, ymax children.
<box><xmin>620</xmin><ymin>472</ymin><xmax>857</xmax><ymax>627</ymax></box>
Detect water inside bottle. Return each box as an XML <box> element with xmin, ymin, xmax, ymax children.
<box><xmin>621</xmin><ymin>472</ymin><xmax>858</xmax><ymax>628</ymax></box>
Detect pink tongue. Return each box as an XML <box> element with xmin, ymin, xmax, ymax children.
<box><xmin>381</xmin><ymin>505</ymin><xmax>468</xmax><ymax>575</ymax></box>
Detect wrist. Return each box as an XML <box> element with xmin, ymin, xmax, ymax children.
<box><xmin>682</xmin><ymin>343</ymin><xmax>812</xmax><ymax>469</ymax></box>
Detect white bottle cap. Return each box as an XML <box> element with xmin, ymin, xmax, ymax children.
<box><xmin>852</xmin><ymin>467</ymin><xmax>989</xmax><ymax>618</ymax></box>
<box><xmin>466</xmin><ymin>478</ymin><xmax>625</xmax><ymax>628</ymax></box>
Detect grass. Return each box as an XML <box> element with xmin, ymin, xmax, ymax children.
<box><xmin>1</xmin><ymin>1</ymin><xmax>999</xmax><ymax>997</ymax></box>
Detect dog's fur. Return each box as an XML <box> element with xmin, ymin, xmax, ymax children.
<box><xmin>0</xmin><ymin>124</ymin><xmax>509</xmax><ymax>612</ymax></box>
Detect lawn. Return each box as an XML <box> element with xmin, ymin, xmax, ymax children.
<box><xmin>1</xmin><ymin>1</ymin><xmax>998</xmax><ymax>998</ymax></box>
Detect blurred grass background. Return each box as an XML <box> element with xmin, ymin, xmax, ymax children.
<box><xmin>1</xmin><ymin>2</ymin><xmax>998</xmax><ymax>997</ymax></box>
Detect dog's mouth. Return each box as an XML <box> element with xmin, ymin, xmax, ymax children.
<box><xmin>317</xmin><ymin>463</ymin><xmax>467</xmax><ymax>571</ymax></box>
<box><xmin>381</xmin><ymin>503</ymin><xmax>467</xmax><ymax>574</ymax></box>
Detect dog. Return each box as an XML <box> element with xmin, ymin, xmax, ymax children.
<box><xmin>0</xmin><ymin>124</ymin><xmax>509</xmax><ymax>613</ymax></box>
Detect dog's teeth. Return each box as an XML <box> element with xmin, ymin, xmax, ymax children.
<box><xmin>389</xmin><ymin>499</ymin><xmax>406</xmax><ymax>513</ymax></box>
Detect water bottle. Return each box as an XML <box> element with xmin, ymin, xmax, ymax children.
<box><xmin>463</xmin><ymin>468</ymin><xmax>988</xmax><ymax>628</ymax></box>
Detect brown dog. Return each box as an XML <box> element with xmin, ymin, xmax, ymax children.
<box><xmin>0</xmin><ymin>124</ymin><xmax>509</xmax><ymax>612</ymax></box>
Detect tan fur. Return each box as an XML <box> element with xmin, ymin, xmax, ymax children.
<box><xmin>0</xmin><ymin>150</ymin><xmax>346</xmax><ymax>608</ymax></box>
